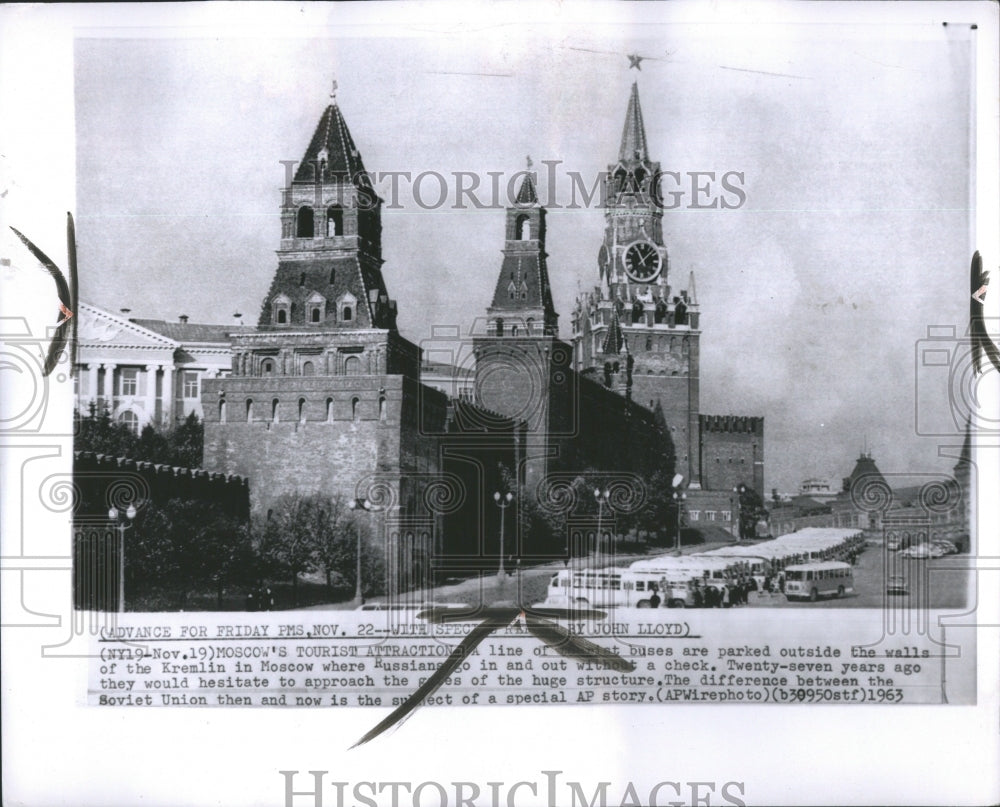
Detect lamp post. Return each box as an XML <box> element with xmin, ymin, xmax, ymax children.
<box><xmin>493</xmin><ymin>491</ymin><xmax>513</xmax><ymax>581</ymax></box>
<box><xmin>672</xmin><ymin>491</ymin><xmax>687</xmax><ymax>554</ymax></box>
<box><xmin>108</xmin><ymin>503</ymin><xmax>138</xmax><ymax>613</ymax></box>
<box><xmin>671</xmin><ymin>474</ymin><xmax>686</xmax><ymax>556</ymax></box>
<box><xmin>348</xmin><ymin>498</ymin><xmax>376</xmax><ymax>605</ymax></box>
<box><xmin>593</xmin><ymin>488</ymin><xmax>610</xmax><ymax>569</ymax></box>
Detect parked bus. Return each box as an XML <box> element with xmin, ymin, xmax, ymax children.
<box><xmin>783</xmin><ymin>561</ymin><xmax>854</xmax><ymax>601</ymax></box>
<box><xmin>544</xmin><ymin>567</ymin><xmax>705</xmax><ymax>609</ymax></box>
<box><xmin>629</xmin><ymin>555</ymin><xmax>742</xmax><ymax>591</ymax></box>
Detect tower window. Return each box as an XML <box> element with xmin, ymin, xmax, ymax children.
<box><xmin>272</xmin><ymin>294</ymin><xmax>291</xmax><ymax>325</ymax></box>
<box><xmin>511</xmin><ymin>325</ymin><xmax>519</xmax><ymax>337</ymax></box>
<box><xmin>296</xmin><ymin>206</ymin><xmax>314</xmax><ymax>238</ymax></box>
<box><xmin>516</xmin><ymin>214</ymin><xmax>531</xmax><ymax>240</ymax></box>
<box><xmin>329</xmin><ymin>268</ymin><xmax>336</xmax><ymax>284</ymax></box>
<box><xmin>327</xmin><ymin>206</ymin><xmax>344</xmax><ymax>237</ymax></box>
<box><xmin>526</xmin><ymin>317</ymin><xmax>534</xmax><ymax>335</ymax></box>
<box><xmin>271</xmin><ymin>398</ymin><xmax>280</xmax><ymax>423</ymax></box>
<box><xmin>219</xmin><ymin>399</ymin><xmax>226</xmax><ymax>423</ymax></box>
<box><xmin>378</xmin><ymin>394</ymin><xmax>386</xmax><ymax>422</ymax></box>
<box><xmin>302</xmin><ymin>360</ymin><xmax>315</xmax><ymax>376</ymax></box>
<box><xmin>311</xmin><ymin>308</ymin><xmax>321</xmax><ymax>323</ymax></box>
<box><xmin>495</xmin><ymin>318</ymin><xmax>504</xmax><ymax>337</ymax></box>
<box><xmin>344</xmin><ymin>356</ymin><xmax>361</xmax><ymax>375</ymax></box>
<box><xmin>261</xmin><ymin>359</ymin><xmax>274</xmax><ymax>375</ymax></box>
<box><xmin>351</xmin><ymin>396</ymin><xmax>360</xmax><ymax>421</ymax></box>
<box><xmin>299</xmin><ymin>272</ymin><xmax>306</xmax><ymax>287</ymax></box>
<box><xmin>326</xmin><ymin>397</ymin><xmax>334</xmax><ymax>422</ymax></box>
<box><xmin>298</xmin><ymin>397</ymin><xmax>306</xmax><ymax>424</ymax></box>
<box><xmin>343</xmin><ymin>306</ymin><xmax>353</xmax><ymax>321</ymax></box>
<box><xmin>246</xmin><ymin>399</ymin><xmax>253</xmax><ymax>422</ymax></box>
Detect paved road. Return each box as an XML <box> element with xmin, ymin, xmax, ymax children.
<box><xmin>301</xmin><ymin>539</ymin><xmax>971</xmax><ymax>612</ymax></box>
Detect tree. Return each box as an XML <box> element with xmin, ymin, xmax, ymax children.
<box><xmin>136</xmin><ymin>423</ymin><xmax>171</xmax><ymax>465</ymax></box>
<box><xmin>255</xmin><ymin>493</ymin><xmax>325</xmax><ymax>606</ymax></box>
<box><xmin>76</xmin><ymin>402</ymin><xmax>138</xmax><ymax>459</ymax></box>
<box><xmin>75</xmin><ymin>404</ymin><xmax>204</xmax><ymax>468</ymax></box>
<box><xmin>169</xmin><ymin>411</ymin><xmax>204</xmax><ymax>468</ymax></box>
<box><xmin>736</xmin><ymin>484</ymin><xmax>769</xmax><ymax>540</ymax></box>
<box><xmin>309</xmin><ymin>495</ymin><xmax>351</xmax><ymax>591</ymax></box>
<box><xmin>128</xmin><ymin>498</ymin><xmax>251</xmax><ymax>608</ymax></box>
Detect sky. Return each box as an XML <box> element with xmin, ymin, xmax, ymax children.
<box><xmin>72</xmin><ymin>21</ymin><xmax>977</xmax><ymax>493</ymax></box>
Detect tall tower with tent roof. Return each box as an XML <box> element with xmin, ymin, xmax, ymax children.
<box><xmin>571</xmin><ymin>81</ymin><xmax>703</xmax><ymax>487</ymax></box>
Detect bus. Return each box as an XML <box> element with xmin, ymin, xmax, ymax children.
<box><xmin>783</xmin><ymin>561</ymin><xmax>854</xmax><ymax>601</ymax></box>
<box><xmin>629</xmin><ymin>555</ymin><xmax>742</xmax><ymax>591</ymax></box>
<box><xmin>544</xmin><ymin>567</ymin><xmax>706</xmax><ymax>609</ymax></box>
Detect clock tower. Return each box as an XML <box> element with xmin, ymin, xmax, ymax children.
<box><xmin>571</xmin><ymin>81</ymin><xmax>703</xmax><ymax>487</ymax></box>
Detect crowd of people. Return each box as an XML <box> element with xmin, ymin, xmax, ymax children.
<box><xmin>647</xmin><ymin>573</ymin><xmax>789</xmax><ymax>608</ymax></box>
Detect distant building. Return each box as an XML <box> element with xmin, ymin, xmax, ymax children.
<box><xmin>798</xmin><ymin>477</ymin><xmax>835</xmax><ymax>498</ymax></box>
<box><xmin>74</xmin><ymin>302</ymin><xmax>249</xmax><ymax>430</ymax></box>
<box><xmin>769</xmin><ymin>449</ymin><xmax>970</xmax><ymax>550</ymax></box>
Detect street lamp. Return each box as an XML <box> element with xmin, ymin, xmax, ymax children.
<box><xmin>108</xmin><ymin>502</ymin><xmax>138</xmax><ymax>613</ymax></box>
<box><xmin>593</xmin><ymin>488</ymin><xmax>611</xmax><ymax>569</ymax></box>
<box><xmin>671</xmin><ymin>474</ymin><xmax>686</xmax><ymax>555</ymax></box>
<box><xmin>672</xmin><ymin>491</ymin><xmax>687</xmax><ymax>554</ymax></box>
<box><xmin>493</xmin><ymin>491</ymin><xmax>514</xmax><ymax>580</ymax></box>
<box><xmin>348</xmin><ymin>498</ymin><xmax>376</xmax><ymax>605</ymax></box>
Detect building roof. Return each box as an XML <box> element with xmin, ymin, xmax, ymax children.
<box><xmin>602</xmin><ymin>306</ymin><xmax>625</xmax><ymax>355</ymax></box>
<box><xmin>293</xmin><ymin>103</ymin><xmax>367</xmax><ymax>184</ymax></box>
<box><xmin>842</xmin><ymin>452</ymin><xmax>888</xmax><ymax>494</ymax></box>
<box><xmin>618</xmin><ymin>82</ymin><xmax>649</xmax><ymax>163</ymax></box>
<box><xmin>489</xmin><ymin>251</ymin><xmax>554</xmax><ymax>316</ymax></box>
<box><xmin>514</xmin><ymin>171</ymin><xmax>538</xmax><ymax>205</ymax></box>
<box><xmin>131</xmin><ymin>318</ymin><xmax>254</xmax><ymax>345</ymax></box>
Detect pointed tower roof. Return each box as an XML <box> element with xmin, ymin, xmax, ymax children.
<box><xmin>602</xmin><ymin>307</ymin><xmax>625</xmax><ymax>355</ymax></box>
<box><xmin>843</xmin><ymin>452</ymin><xmax>888</xmax><ymax>495</ymax></box>
<box><xmin>618</xmin><ymin>82</ymin><xmax>649</xmax><ymax>163</ymax></box>
<box><xmin>515</xmin><ymin>172</ymin><xmax>538</xmax><ymax>205</ymax></box>
<box><xmin>293</xmin><ymin>103</ymin><xmax>367</xmax><ymax>183</ymax></box>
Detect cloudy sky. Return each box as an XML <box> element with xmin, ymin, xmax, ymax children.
<box><xmin>73</xmin><ymin>18</ymin><xmax>977</xmax><ymax>492</ymax></box>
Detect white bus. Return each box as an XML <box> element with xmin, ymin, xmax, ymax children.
<box><xmin>544</xmin><ymin>567</ymin><xmax>705</xmax><ymax>609</ymax></box>
<box><xmin>630</xmin><ymin>555</ymin><xmax>742</xmax><ymax>591</ymax></box>
<box><xmin>783</xmin><ymin>561</ymin><xmax>855</xmax><ymax>601</ymax></box>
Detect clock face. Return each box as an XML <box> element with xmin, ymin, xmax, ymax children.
<box><xmin>624</xmin><ymin>240</ymin><xmax>661</xmax><ymax>282</ymax></box>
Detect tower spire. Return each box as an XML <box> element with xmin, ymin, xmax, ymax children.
<box><xmin>619</xmin><ymin>81</ymin><xmax>649</xmax><ymax>162</ymax></box>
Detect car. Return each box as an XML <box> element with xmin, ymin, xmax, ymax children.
<box><xmin>931</xmin><ymin>540</ymin><xmax>958</xmax><ymax>555</ymax></box>
<box><xmin>886</xmin><ymin>575</ymin><xmax>909</xmax><ymax>595</ymax></box>
<box><xmin>899</xmin><ymin>544</ymin><xmax>932</xmax><ymax>559</ymax></box>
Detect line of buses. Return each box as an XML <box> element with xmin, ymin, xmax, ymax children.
<box><xmin>542</xmin><ymin>528</ymin><xmax>865</xmax><ymax>608</ymax></box>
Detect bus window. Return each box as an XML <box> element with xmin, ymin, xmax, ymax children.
<box><xmin>636</xmin><ymin>581</ymin><xmax>645</xmax><ymax>591</ymax></box>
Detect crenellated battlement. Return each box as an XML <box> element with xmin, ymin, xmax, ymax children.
<box><xmin>699</xmin><ymin>414</ymin><xmax>765</xmax><ymax>435</ymax></box>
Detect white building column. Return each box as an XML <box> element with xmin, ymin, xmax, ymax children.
<box><xmin>100</xmin><ymin>363</ymin><xmax>115</xmax><ymax>410</ymax></box>
<box><xmin>140</xmin><ymin>365</ymin><xmax>155</xmax><ymax>426</ymax></box>
<box><xmin>85</xmin><ymin>363</ymin><xmax>98</xmax><ymax>408</ymax></box>
<box><xmin>160</xmin><ymin>364</ymin><xmax>173</xmax><ymax>425</ymax></box>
